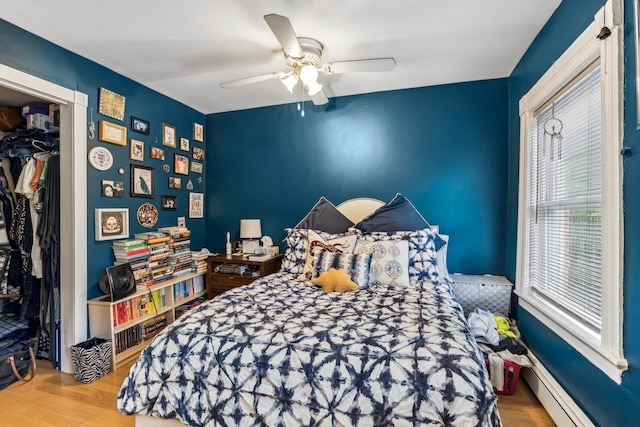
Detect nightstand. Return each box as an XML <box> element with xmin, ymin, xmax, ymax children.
<box><xmin>206</xmin><ymin>254</ymin><xmax>283</xmax><ymax>299</ymax></box>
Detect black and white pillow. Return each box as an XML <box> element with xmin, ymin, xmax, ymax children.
<box><xmin>353</xmin><ymin>228</ymin><xmax>440</xmax><ymax>282</ymax></box>
<box><xmin>354</xmin><ymin>239</ymin><xmax>410</xmax><ymax>287</ymax></box>
<box><xmin>281</xmin><ymin>228</ymin><xmax>357</xmax><ymax>275</ymax></box>
<box><xmin>312</xmin><ymin>251</ymin><xmax>372</xmax><ymax>288</ymax></box>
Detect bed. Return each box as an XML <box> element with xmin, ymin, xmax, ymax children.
<box><xmin>117</xmin><ymin>196</ymin><xmax>502</xmax><ymax>426</ymax></box>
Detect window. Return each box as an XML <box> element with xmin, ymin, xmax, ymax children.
<box><xmin>516</xmin><ymin>2</ymin><xmax>625</xmax><ymax>383</ymax></box>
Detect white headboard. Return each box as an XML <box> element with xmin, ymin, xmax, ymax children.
<box><xmin>336</xmin><ymin>197</ymin><xmax>384</xmax><ymax>224</ymax></box>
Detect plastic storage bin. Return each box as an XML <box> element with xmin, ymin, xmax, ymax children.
<box><xmin>484</xmin><ymin>359</ymin><xmax>521</xmax><ymax>395</ymax></box>
<box><xmin>450</xmin><ymin>274</ymin><xmax>513</xmax><ymax>316</ymax></box>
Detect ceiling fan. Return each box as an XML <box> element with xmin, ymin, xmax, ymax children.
<box><xmin>220</xmin><ymin>14</ymin><xmax>396</xmax><ymax>106</ymax></box>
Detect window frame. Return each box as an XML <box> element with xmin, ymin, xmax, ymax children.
<box><xmin>516</xmin><ymin>2</ymin><xmax>626</xmax><ymax>383</ymax></box>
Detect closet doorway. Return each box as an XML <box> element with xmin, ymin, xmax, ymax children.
<box><xmin>0</xmin><ymin>63</ymin><xmax>87</xmax><ymax>373</ymax></box>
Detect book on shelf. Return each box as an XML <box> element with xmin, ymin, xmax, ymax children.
<box><xmin>112</xmin><ymin>239</ymin><xmax>146</xmax><ymax>248</ymax></box>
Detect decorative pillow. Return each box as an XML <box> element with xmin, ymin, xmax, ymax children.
<box><xmin>311</xmin><ymin>268</ymin><xmax>359</xmax><ymax>293</ymax></box>
<box><xmin>436</xmin><ymin>234</ymin><xmax>452</xmax><ymax>282</ymax></box>
<box><xmin>312</xmin><ymin>251</ymin><xmax>372</xmax><ymax>288</ymax></box>
<box><xmin>354</xmin><ymin>193</ymin><xmax>445</xmax><ymax>250</ymax></box>
<box><xmin>281</xmin><ymin>228</ymin><xmax>354</xmax><ymax>274</ymax></box>
<box><xmin>294</xmin><ymin>197</ymin><xmax>354</xmax><ymax>234</ymax></box>
<box><xmin>300</xmin><ymin>230</ymin><xmax>358</xmax><ymax>280</ymax></box>
<box><xmin>354</xmin><ymin>239</ymin><xmax>410</xmax><ymax>287</ymax></box>
<box><xmin>353</xmin><ymin>228</ymin><xmax>440</xmax><ymax>282</ymax></box>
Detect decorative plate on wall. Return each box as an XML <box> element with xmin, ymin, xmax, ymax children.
<box><xmin>88</xmin><ymin>146</ymin><xmax>113</xmax><ymax>171</ymax></box>
<box><xmin>136</xmin><ymin>202</ymin><xmax>158</xmax><ymax>228</ymax></box>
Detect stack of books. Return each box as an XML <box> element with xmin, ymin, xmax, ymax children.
<box><xmin>141</xmin><ymin>314</ymin><xmax>167</xmax><ymax>340</ymax></box>
<box><xmin>191</xmin><ymin>250</ymin><xmax>208</xmax><ymax>274</ymax></box>
<box><xmin>111</xmin><ymin>239</ymin><xmax>152</xmax><ymax>289</ymax></box>
<box><xmin>158</xmin><ymin>226</ymin><xmax>193</xmax><ymax>278</ymax></box>
<box><xmin>134</xmin><ymin>231</ymin><xmax>173</xmax><ymax>284</ymax></box>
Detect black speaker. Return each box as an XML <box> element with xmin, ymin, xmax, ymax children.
<box><xmin>99</xmin><ymin>263</ymin><xmax>136</xmax><ymax>301</ymax></box>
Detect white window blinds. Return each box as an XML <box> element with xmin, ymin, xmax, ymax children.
<box><xmin>525</xmin><ymin>64</ymin><xmax>602</xmax><ymax>330</ymax></box>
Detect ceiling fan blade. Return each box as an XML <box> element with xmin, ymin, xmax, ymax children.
<box><xmin>264</xmin><ymin>14</ymin><xmax>303</xmax><ymax>58</ymax></box>
<box><xmin>220</xmin><ymin>72</ymin><xmax>281</xmax><ymax>89</ymax></box>
<box><xmin>323</xmin><ymin>58</ymin><xmax>396</xmax><ymax>74</ymax></box>
<box><xmin>310</xmin><ymin>89</ymin><xmax>329</xmax><ymax>106</ymax></box>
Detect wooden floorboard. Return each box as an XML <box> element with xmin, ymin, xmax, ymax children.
<box><xmin>1</xmin><ymin>360</ymin><xmax>556</xmax><ymax>426</ymax></box>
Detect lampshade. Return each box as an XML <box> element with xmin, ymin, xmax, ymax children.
<box><xmin>240</xmin><ymin>219</ymin><xmax>262</xmax><ymax>239</ymax></box>
<box><xmin>281</xmin><ymin>74</ymin><xmax>298</xmax><ymax>93</ymax></box>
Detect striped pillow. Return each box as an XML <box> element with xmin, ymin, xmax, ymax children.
<box><xmin>312</xmin><ymin>251</ymin><xmax>372</xmax><ymax>288</ymax></box>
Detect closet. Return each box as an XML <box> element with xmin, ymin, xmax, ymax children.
<box><xmin>0</xmin><ymin>88</ymin><xmax>61</xmax><ymax>368</ymax></box>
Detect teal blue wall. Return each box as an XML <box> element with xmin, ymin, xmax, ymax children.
<box><xmin>206</xmin><ymin>80</ymin><xmax>509</xmax><ymax>276</ymax></box>
<box><xmin>0</xmin><ymin>19</ymin><xmax>207</xmax><ymax>299</ymax></box>
<box><xmin>506</xmin><ymin>0</ymin><xmax>639</xmax><ymax>425</ymax></box>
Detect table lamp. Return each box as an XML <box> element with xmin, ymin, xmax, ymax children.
<box><xmin>240</xmin><ymin>219</ymin><xmax>261</xmax><ymax>254</ymax></box>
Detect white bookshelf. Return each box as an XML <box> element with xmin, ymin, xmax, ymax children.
<box><xmin>87</xmin><ymin>271</ymin><xmax>206</xmax><ymax>371</ymax></box>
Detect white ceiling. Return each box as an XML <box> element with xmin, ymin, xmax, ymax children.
<box><xmin>1</xmin><ymin>0</ymin><xmax>560</xmax><ymax>115</ymax></box>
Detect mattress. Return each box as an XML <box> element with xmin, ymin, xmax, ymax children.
<box><xmin>117</xmin><ymin>272</ymin><xmax>502</xmax><ymax>426</ymax></box>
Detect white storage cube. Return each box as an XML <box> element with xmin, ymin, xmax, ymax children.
<box><xmin>450</xmin><ymin>274</ymin><xmax>513</xmax><ymax>316</ymax></box>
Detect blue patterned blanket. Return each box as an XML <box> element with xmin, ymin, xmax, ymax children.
<box><xmin>117</xmin><ymin>272</ymin><xmax>502</xmax><ymax>426</ymax></box>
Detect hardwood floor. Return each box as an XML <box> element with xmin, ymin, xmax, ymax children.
<box><xmin>1</xmin><ymin>360</ymin><xmax>556</xmax><ymax>426</ymax></box>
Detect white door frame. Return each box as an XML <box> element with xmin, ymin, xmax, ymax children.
<box><xmin>0</xmin><ymin>63</ymin><xmax>87</xmax><ymax>373</ymax></box>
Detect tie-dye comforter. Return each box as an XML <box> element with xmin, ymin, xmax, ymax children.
<box><xmin>117</xmin><ymin>272</ymin><xmax>502</xmax><ymax>426</ymax></box>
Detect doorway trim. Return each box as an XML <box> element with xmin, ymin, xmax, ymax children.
<box><xmin>0</xmin><ymin>63</ymin><xmax>87</xmax><ymax>373</ymax></box>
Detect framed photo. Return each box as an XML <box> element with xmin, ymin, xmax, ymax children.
<box><xmin>193</xmin><ymin>122</ymin><xmax>204</xmax><ymax>142</ymax></box>
<box><xmin>95</xmin><ymin>208</ymin><xmax>129</xmax><ymax>241</ymax></box>
<box><xmin>150</xmin><ymin>146</ymin><xmax>165</xmax><ymax>160</ymax></box>
<box><xmin>191</xmin><ymin>161</ymin><xmax>203</xmax><ymax>174</ymax></box>
<box><xmin>189</xmin><ymin>192</ymin><xmax>204</xmax><ymax>218</ymax></box>
<box><xmin>192</xmin><ymin>146</ymin><xmax>204</xmax><ymax>160</ymax></box>
<box><xmin>131</xmin><ymin>116</ymin><xmax>150</xmax><ymax>135</ymax></box>
<box><xmin>180</xmin><ymin>137</ymin><xmax>190</xmax><ymax>151</ymax></box>
<box><xmin>174</xmin><ymin>153</ymin><xmax>189</xmax><ymax>175</ymax></box>
<box><xmin>130</xmin><ymin>139</ymin><xmax>144</xmax><ymax>161</ymax></box>
<box><xmin>98</xmin><ymin>87</ymin><xmax>125</xmax><ymax>121</ymax></box>
<box><xmin>99</xmin><ymin>120</ymin><xmax>127</xmax><ymax>146</ymax></box>
<box><xmin>162</xmin><ymin>123</ymin><xmax>176</xmax><ymax>147</ymax></box>
<box><xmin>130</xmin><ymin>164</ymin><xmax>155</xmax><ymax>198</ymax></box>
<box><xmin>177</xmin><ymin>216</ymin><xmax>186</xmax><ymax>227</ymax></box>
<box><xmin>161</xmin><ymin>195</ymin><xmax>177</xmax><ymax>211</ymax></box>
<box><xmin>169</xmin><ymin>176</ymin><xmax>182</xmax><ymax>189</ymax></box>
<box><xmin>101</xmin><ymin>180</ymin><xmax>124</xmax><ymax>198</ymax></box>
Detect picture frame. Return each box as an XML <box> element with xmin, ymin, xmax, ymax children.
<box><xmin>101</xmin><ymin>180</ymin><xmax>124</xmax><ymax>198</ymax></box>
<box><xmin>150</xmin><ymin>146</ymin><xmax>165</xmax><ymax>160</ymax></box>
<box><xmin>98</xmin><ymin>87</ymin><xmax>126</xmax><ymax>121</ymax></box>
<box><xmin>180</xmin><ymin>137</ymin><xmax>190</xmax><ymax>151</ymax></box>
<box><xmin>130</xmin><ymin>164</ymin><xmax>155</xmax><ymax>198</ymax></box>
<box><xmin>131</xmin><ymin>116</ymin><xmax>150</xmax><ymax>135</ymax></box>
<box><xmin>99</xmin><ymin>120</ymin><xmax>127</xmax><ymax>146</ymax></box>
<box><xmin>192</xmin><ymin>146</ymin><xmax>204</xmax><ymax>160</ymax></box>
<box><xmin>162</xmin><ymin>123</ymin><xmax>176</xmax><ymax>147</ymax></box>
<box><xmin>130</xmin><ymin>139</ymin><xmax>144</xmax><ymax>161</ymax></box>
<box><xmin>174</xmin><ymin>153</ymin><xmax>189</xmax><ymax>175</ymax></box>
<box><xmin>161</xmin><ymin>195</ymin><xmax>177</xmax><ymax>211</ymax></box>
<box><xmin>95</xmin><ymin>208</ymin><xmax>129</xmax><ymax>241</ymax></box>
<box><xmin>193</xmin><ymin>122</ymin><xmax>204</xmax><ymax>142</ymax></box>
<box><xmin>169</xmin><ymin>176</ymin><xmax>182</xmax><ymax>189</ymax></box>
<box><xmin>191</xmin><ymin>161</ymin><xmax>203</xmax><ymax>174</ymax></box>
<box><xmin>189</xmin><ymin>192</ymin><xmax>204</xmax><ymax>218</ymax></box>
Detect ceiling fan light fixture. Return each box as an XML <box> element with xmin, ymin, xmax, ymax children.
<box><xmin>306</xmin><ymin>81</ymin><xmax>323</xmax><ymax>96</ymax></box>
<box><xmin>299</xmin><ymin>65</ymin><xmax>319</xmax><ymax>86</ymax></box>
<box><xmin>281</xmin><ymin>74</ymin><xmax>299</xmax><ymax>93</ymax></box>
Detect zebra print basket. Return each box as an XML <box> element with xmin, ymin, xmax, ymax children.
<box><xmin>70</xmin><ymin>337</ymin><xmax>112</xmax><ymax>383</ymax></box>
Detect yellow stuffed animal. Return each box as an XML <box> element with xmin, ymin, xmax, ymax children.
<box><xmin>311</xmin><ymin>268</ymin><xmax>359</xmax><ymax>293</ymax></box>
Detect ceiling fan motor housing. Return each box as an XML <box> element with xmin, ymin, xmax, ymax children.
<box><xmin>285</xmin><ymin>37</ymin><xmax>323</xmax><ymax>67</ymax></box>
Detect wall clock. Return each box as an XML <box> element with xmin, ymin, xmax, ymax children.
<box><xmin>88</xmin><ymin>146</ymin><xmax>114</xmax><ymax>171</ymax></box>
